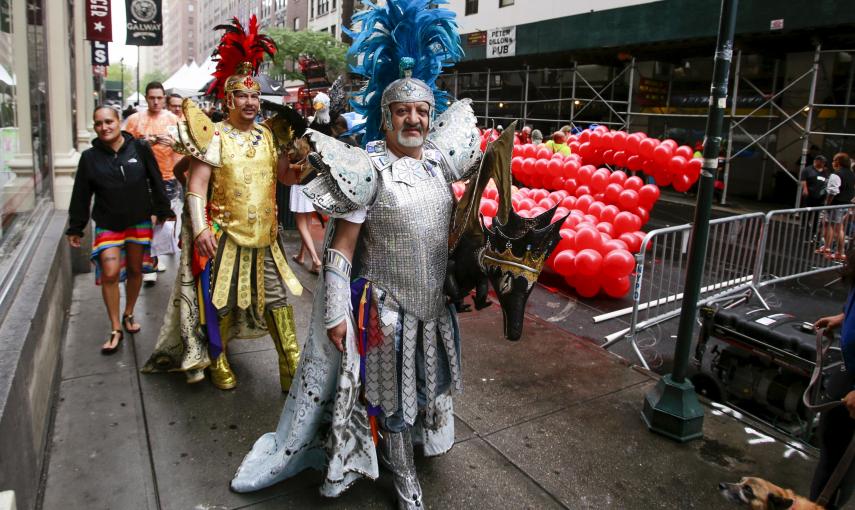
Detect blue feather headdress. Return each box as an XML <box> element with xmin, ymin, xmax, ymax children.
<box><xmin>343</xmin><ymin>0</ymin><xmax>464</xmax><ymax>145</ymax></box>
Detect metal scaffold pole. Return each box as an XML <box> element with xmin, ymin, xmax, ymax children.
<box><xmin>641</xmin><ymin>0</ymin><xmax>738</xmax><ymax>443</ymax></box>
<box><xmin>570</xmin><ymin>61</ymin><xmax>577</xmax><ymax>128</ymax></box>
<box><xmin>626</xmin><ymin>58</ymin><xmax>636</xmax><ymax>131</ymax></box>
<box><xmin>485</xmin><ymin>67</ymin><xmax>491</xmax><ymax>126</ymax></box>
<box><xmin>722</xmin><ymin>49</ymin><xmax>741</xmax><ymax>206</ymax></box>
<box><xmin>795</xmin><ymin>44</ymin><xmax>821</xmax><ymax>210</ymax></box>
<box><xmin>523</xmin><ymin>65</ymin><xmax>529</xmax><ymax>126</ymax></box>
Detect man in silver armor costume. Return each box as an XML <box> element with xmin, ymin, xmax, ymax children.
<box><xmin>230</xmin><ymin>1</ymin><xmax>481</xmax><ymax>507</ymax></box>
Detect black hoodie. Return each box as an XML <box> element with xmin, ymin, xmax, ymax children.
<box><xmin>66</xmin><ymin>131</ymin><xmax>172</xmax><ymax>236</ymax></box>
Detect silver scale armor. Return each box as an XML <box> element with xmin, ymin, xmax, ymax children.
<box><xmin>304</xmin><ymin>99</ymin><xmax>481</xmax><ymax>424</ymax></box>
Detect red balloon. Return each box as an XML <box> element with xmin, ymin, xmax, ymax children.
<box><xmin>675</xmin><ymin>145</ymin><xmax>694</xmax><ymax>160</ymax></box>
<box><xmin>512</xmin><ymin>144</ymin><xmax>522</xmax><ymax>157</ymax></box>
<box><xmin>511</xmin><ymin>156</ymin><xmax>524</xmax><ymax>175</ymax></box>
<box><xmin>660</xmin><ymin>139</ymin><xmax>677</xmax><ymax>150</ymax></box>
<box><xmin>537</xmin><ymin>147</ymin><xmax>553</xmax><ymax>160</ymax></box>
<box><xmin>603</xmin><ymin>239</ymin><xmax>629</xmax><ymax>252</ymax></box>
<box><xmin>562</xmin><ymin>159</ymin><xmax>579</xmax><ymax>179</ymax></box>
<box><xmin>537</xmin><ymin>197</ymin><xmax>556</xmax><ymax>210</ymax></box>
<box><xmin>518</xmin><ymin>197</ymin><xmax>536</xmax><ymax>210</ymax></box>
<box><xmin>589</xmin><ymin>130</ymin><xmax>603</xmax><ymax>148</ymax></box>
<box><xmin>638</xmin><ymin>184</ymin><xmax>660</xmax><ymax>208</ymax></box>
<box><xmin>584</xmin><ymin>214</ymin><xmax>600</xmax><ymax>225</ymax></box>
<box><xmin>562</xmin><ymin>214</ymin><xmax>580</xmax><ymax>230</ymax></box>
<box><xmin>575</xmin><ymin>194</ymin><xmax>594</xmax><ymax>212</ymax></box>
<box><xmin>549</xmin><ymin>190</ymin><xmax>566</xmax><ymax>202</ymax></box>
<box><xmin>587</xmin><ymin>201</ymin><xmax>606</xmax><ymax>219</ymax></box>
<box><xmin>633</xmin><ymin>206</ymin><xmax>650</xmax><ymax>225</ymax></box>
<box><xmin>483</xmin><ymin>187</ymin><xmax>498</xmax><ymax>200</ymax></box>
<box><xmin>653</xmin><ymin>143</ymin><xmax>674</xmax><ymax>167</ymax></box>
<box><xmin>596</xmin><ymin>222</ymin><xmax>615</xmax><ymax>237</ymax></box>
<box><xmin>563</xmin><ymin>178</ymin><xmax>578</xmax><ymax>195</ymax></box>
<box><xmin>577</xmin><ymin>142</ymin><xmax>592</xmax><ymax>160</ymax></box>
<box><xmin>561</xmin><ymin>195</ymin><xmax>577</xmax><ymax>209</ymax></box>
<box><xmin>601</xmin><ymin>132</ymin><xmax>614</xmax><ymax>151</ymax></box>
<box><xmin>523</xmin><ymin>144</ymin><xmax>537</xmax><ymax>158</ymax></box>
<box><xmin>601</xmin><ymin>204</ymin><xmax>620</xmax><ymax>223</ymax></box>
<box><xmin>611</xmin><ymin>131</ymin><xmax>627</xmax><ymax>151</ymax></box>
<box><xmin>530</xmin><ymin>206</ymin><xmax>547</xmax><ymax>217</ymax></box>
<box><xmin>575</xmin><ymin>248</ymin><xmax>603</xmax><ymax>277</ymax></box>
<box><xmin>574</xmin><ymin>227</ymin><xmax>602</xmax><ymax>252</ymax></box>
<box><xmin>625</xmin><ymin>134</ymin><xmax>643</xmax><ymax>155</ymax></box>
<box><xmin>624</xmin><ymin>176</ymin><xmax>644</xmax><ymax>191</ymax></box>
<box><xmin>626</xmin><ymin>154</ymin><xmax>643</xmax><ymax>172</ymax></box>
<box><xmin>590</xmin><ymin>169</ymin><xmax>610</xmax><ymax>193</ymax></box>
<box><xmin>604</xmin><ymin>183</ymin><xmax>623</xmax><ymax>205</ymax></box>
<box><xmin>619</xmin><ymin>233</ymin><xmax>642</xmax><ymax>253</ymax></box>
<box><xmin>613</xmin><ymin>150</ymin><xmax>628</xmax><ymax>168</ymax></box>
<box><xmin>602</xmin><ymin>149</ymin><xmax>615</xmax><ymax>166</ymax></box>
<box><xmin>672</xmin><ymin>173</ymin><xmax>693</xmax><ymax>192</ymax></box>
<box><xmin>618</xmin><ymin>189</ymin><xmax>640</xmax><ymax>210</ymax></box>
<box><xmin>547</xmin><ymin>158</ymin><xmax>563</xmax><ymax>176</ymax></box>
<box><xmin>575</xmin><ymin>185</ymin><xmax>592</xmax><ymax>197</ymax></box>
<box><xmin>574</xmin><ymin>275</ymin><xmax>602</xmax><ymax>298</ymax></box>
<box><xmin>655</xmin><ymin>172</ymin><xmax>673</xmax><ymax>187</ymax></box>
<box><xmin>641</xmin><ymin>158</ymin><xmax>658</xmax><ymax>177</ymax></box>
<box><xmin>685</xmin><ymin>158</ymin><xmax>703</xmax><ymax>178</ymax></box>
<box><xmin>614</xmin><ymin>211</ymin><xmax>637</xmax><ymax>235</ymax></box>
<box><xmin>639</xmin><ymin>137</ymin><xmax>658</xmax><ymax>160</ymax></box>
<box><xmin>534</xmin><ymin>158</ymin><xmax>549</xmax><ymax>176</ymax></box>
<box><xmin>511</xmin><ymin>197</ymin><xmax>521</xmax><ymax>211</ymax></box>
<box><xmin>602</xmin><ymin>249</ymin><xmax>635</xmax><ymax>278</ymax></box>
<box><xmin>602</xmin><ymin>276</ymin><xmax>631</xmax><ymax>298</ymax></box>
<box><xmin>553</xmin><ymin>250</ymin><xmax>577</xmax><ymax>276</ymax></box>
<box><xmin>608</xmin><ymin>170</ymin><xmax>627</xmax><ymax>186</ymax></box>
<box><xmin>668</xmin><ymin>155</ymin><xmax>688</xmax><ymax>177</ymax></box>
<box><xmin>531</xmin><ymin>189</ymin><xmax>549</xmax><ymax>202</ymax></box>
<box><xmin>568</xmin><ymin>141</ymin><xmax>580</xmax><ymax>154</ymax></box>
<box><xmin>479</xmin><ymin>199</ymin><xmax>498</xmax><ymax>217</ymax></box>
<box><xmin>576</xmin><ymin>165</ymin><xmax>594</xmax><ymax>186</ymax></box>
<box><xmin>578</xmin><ymin>130</ymin><xmax>591</xmax><ymax>143</ymax></box>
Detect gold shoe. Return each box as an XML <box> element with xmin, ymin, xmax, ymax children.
<box><xmin>209</xmin><ymin>353</ymin><xmax>237</xmax><ymax>390</ymax></box>
<box><xmin>266</xmin><ymin>305</ymin><xmax>301</xmax><ymax>392</ymax></box>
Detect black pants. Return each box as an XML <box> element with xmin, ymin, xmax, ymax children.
<box><xmin>810</xmin><ymin>367</ymin><xmax>855</xmax><ymax>509</ymax></box>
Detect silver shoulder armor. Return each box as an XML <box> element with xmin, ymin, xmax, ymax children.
<box><xmin>303</xmin><ymin>129</ymin><xmax>378</xmax><ymax>217</ymax></box>
<box><xmin>425</xmin><ymin>99</ymin><xmax>482</xmax><ymax>182</ymax></box>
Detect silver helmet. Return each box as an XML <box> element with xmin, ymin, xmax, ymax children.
<box><xmin>380</xmin><ymin>57</ymin><xmax>435</xmax><ymax>131</ymax></box>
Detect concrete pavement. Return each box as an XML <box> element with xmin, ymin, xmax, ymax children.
<box><xmin>38</xmin><ymin>230</ymin><xmax>833</xmax><ymax>510</ymax></box>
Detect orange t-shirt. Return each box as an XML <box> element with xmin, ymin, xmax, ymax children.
<box><xmin>125</xmin><ymin>110</ymin><xmax>179</xmax><ymax>181</ymax></box>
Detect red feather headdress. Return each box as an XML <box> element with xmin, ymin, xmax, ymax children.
<box><xmin>207</xmin><ymin>15</ymin><xmax>277</xmax><ymax>98</ymax></box>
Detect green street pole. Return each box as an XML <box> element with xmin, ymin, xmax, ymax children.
<box><xmin>642</xmin><ymin>0</ymin><xmax>739</xmax><ymax>442</ymax></box>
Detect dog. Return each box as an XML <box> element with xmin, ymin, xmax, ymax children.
<box><xmin>719</xmin><ymin>477</ymin><xmax>824</xmax><ymax>509</ymax></box>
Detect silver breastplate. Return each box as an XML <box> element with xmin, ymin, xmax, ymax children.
<box><xmin>356</xmin><ymin>156</ymin><xmax>453</xmax><ymax>321</ymax></box>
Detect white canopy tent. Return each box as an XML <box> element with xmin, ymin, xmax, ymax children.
<box><xmin>163</xmin><ymin>60</ymin><xmax>211</xmax><ymax>98</ymax></box>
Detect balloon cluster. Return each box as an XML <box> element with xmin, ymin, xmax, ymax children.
<box><xmin>504</xmin><ymin>126</ymin><xmax>702</xmax><ymax>192</ymax></box>
<box><xmin>452</xmin><ymin>174</ymin><xmax>659</xmax><ymax>299</ymax></box>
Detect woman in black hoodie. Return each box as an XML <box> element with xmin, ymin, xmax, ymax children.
<box><xmin>66</xmin><ymin>106</ymin><xmax>172</xmax><ymax>354</ymax></box>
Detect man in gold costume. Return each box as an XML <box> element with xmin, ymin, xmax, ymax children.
<box><xmin>143</xmin><ymin>16</ymin><xmax>303</xmax><ymax>391</ymax></box>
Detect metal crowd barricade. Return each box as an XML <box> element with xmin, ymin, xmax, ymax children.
<box><xmin>753</xmin><ymin>204</ymin><xmax>855</xmax><ymax>303</ymax></box>
<box><xmin>597</xmin><ymin>212</ymin><xmax>767</xmax><ymax>369</ymax></box>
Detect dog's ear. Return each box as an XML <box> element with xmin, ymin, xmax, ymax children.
<box><xmin>766</xmin><ymin>493</ymin><xmax>794</xmax><ymax>509</ymax></box>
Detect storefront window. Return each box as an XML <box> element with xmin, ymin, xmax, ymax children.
<box><xmin>0</xmin><ymin>0</ymin><xmax>52</xmax><ymax>319</ymax></box>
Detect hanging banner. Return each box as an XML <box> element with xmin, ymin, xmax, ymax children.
<box><xmin>487</xmin><ymin>26</ymin><xmax>516</xmax><ymax>59</ymax></box>
<box><xmin>91</xmin><ymin>41</ymin><xmax>109</xmax><ymax>66</ymax></box>
<box><xmin>85</xmin><ymin>0</ymin><xmax>112</xmax><ymax>42</ymax></box>
<box><xmin>125</xmin><ymin>0</ymin><xmax>162</xmax><ymax>46</ymax></box>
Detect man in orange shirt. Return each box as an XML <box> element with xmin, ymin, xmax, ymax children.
<box><xmin>125</xmin><ymin>81</ymin><xmax>180</xmax><ymax>286</ymax></box>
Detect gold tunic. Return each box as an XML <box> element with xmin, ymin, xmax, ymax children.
<box><xmin>176</xmin><ymin>112</ymin><xmax>302</xmax><ymax>312</ymax></box>
<box><xmin>210</xmin><ymin>122</ymin><xmax>279</xmax><ymax>248</ymax></box>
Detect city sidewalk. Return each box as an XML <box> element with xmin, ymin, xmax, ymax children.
<box><xmin>39</xmin><ymin>231</ymin><xmax>823</xmax><ymax>510</ymax></box>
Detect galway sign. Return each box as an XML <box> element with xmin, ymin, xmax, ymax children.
<box><xmin>125</xmin><ymin>0</ymin><xmax>162</xmax><ymax>46</ymax></box>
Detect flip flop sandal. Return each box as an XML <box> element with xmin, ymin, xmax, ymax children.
<box><xmin>122</xmin><ymin>314</ymin><xmax>141</xmax><ymax>334</ymax></box>
<box><xmin>101</xmin><ymin>330</ymin><xmax>124</xmax><ymax>355</ymax></box>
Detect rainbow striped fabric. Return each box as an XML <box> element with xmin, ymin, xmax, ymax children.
<box><xmin>91</xmin><ymin>221</ymin><xmax>155</xmax><ymax>285</ymax></box>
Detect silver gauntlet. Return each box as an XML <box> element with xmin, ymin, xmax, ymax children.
<box><xmin>324</xmin><ymin>249</ymin><xmax>352</xmax><ymax>329</ymax></box>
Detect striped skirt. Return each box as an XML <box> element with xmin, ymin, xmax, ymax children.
<box><xmin>91</xmin><ymin>221</ymin><xmax>155</xmax><ymax>285</ymax></box>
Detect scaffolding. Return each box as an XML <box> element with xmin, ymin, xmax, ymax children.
<box><xmin>443</xmin><ymin>46</ymin><xmax>855</xmax><ymax>206</ymax></box>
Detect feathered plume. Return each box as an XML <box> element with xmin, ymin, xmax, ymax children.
<box><xmin>207</xmin><ymin>15</ymin><xmax>277</xmax><ymax>98</ymax></box>
<box><xmin>344</xmin><ymin>0</ymin><xmax>463</xmax><ymax>145</ymax></box>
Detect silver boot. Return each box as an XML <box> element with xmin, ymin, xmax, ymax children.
<box><xmin>380</xmin><ymin>430</ymin><xmax>423</xmax><ymax>510</ymax></box>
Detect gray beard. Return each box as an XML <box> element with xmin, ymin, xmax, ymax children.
<box><xmin>397</xmin><ymin>131</ymin><xmax>424</xmax><ymax>148</ymax></box>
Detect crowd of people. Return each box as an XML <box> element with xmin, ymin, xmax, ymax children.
<box><xmin>64</xmin><ymin>4</ymin><xmax>853</xmax><ymax>509</ymax></box>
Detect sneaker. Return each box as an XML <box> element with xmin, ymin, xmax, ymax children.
<box><xmin>143</xmin><ymin>272</ymin><xmax>157</xmax><ymax>287</ymax></box>
<box><xmin>156</xmin><ymin>260</ymin><xmax>167</xmax><ymax>272</ymax></box>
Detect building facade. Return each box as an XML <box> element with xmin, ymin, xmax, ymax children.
<box><xmin>161</xmin><ymin>0</ymin><xmax>200</xmax><ymax>76</ymax></box>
